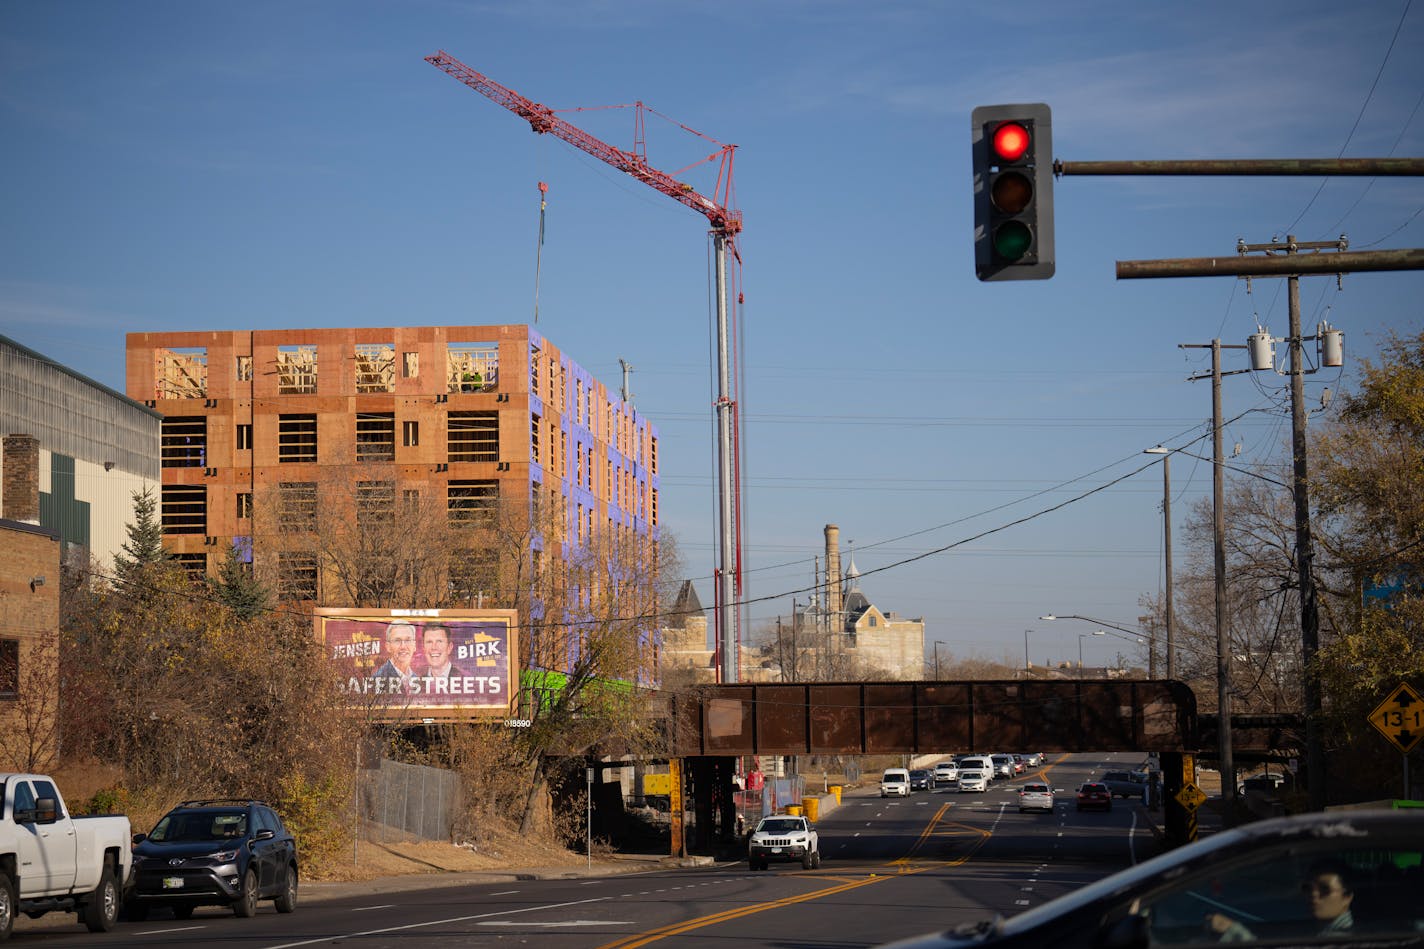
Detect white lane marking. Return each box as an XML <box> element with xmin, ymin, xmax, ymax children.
<box><xmin>853</xmin><ymin>832</ymin><xmax>861</xmax><ymax>837</ymax></box>
<box><xmin>1015</xmin><ymin>899</ymin><xmax>1030</xmax><ymax>905</ymax></box>
<box><xmin>259</xmin><ymin>896</ymin><xmax>611</xmax><ymax>949</ymax></box>
<box><xmin>480</xmin><ymin>920</ymin><xmax>631</xmax><ymax>928</ymax></box>
<box><xmin>135</xmin><ymin>926</ymin><xmax>206</xmax><ymax>935</ymax></box>
<box><xmin>580</xmin><ymin>880</ymin><xmax>601</xmax><ymax>885</ymax></box>
<box><xmin>490</xmin><ymin>890</ymin><xmax>519</xmax><ymax>896</ymax></box>
<box><xmin>1129</xmin><ymin>809</ymin><xmax>1139</xmax><ymax>864</ymax></box>
<box><xmin>352</xmin><ymin>904</ymin><xmax>397</xmax><ymax>912</ymax></box>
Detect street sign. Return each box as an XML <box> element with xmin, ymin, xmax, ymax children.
<box><xmin>1176</xmin><ymin>782</ymin><xmax>1207</xmax><ymax>811</ymax></box>
<box><xmin>1369</xmin><ymin>682</ymin><xmax>1424</xmax><ymax>754</ymax></box>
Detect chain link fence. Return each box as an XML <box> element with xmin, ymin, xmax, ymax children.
<box><xmin>359</xmin><ymin>758</ymin><xmax>461</xmax><ymax>843</ymax></box>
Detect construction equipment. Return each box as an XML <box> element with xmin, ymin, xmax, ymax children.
<box><xmin>425</xmin><ymin>51</ymin><xmax>746</xmax><ymax>682</ymax></box>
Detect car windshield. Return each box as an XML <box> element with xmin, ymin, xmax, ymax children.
<box><xmin>756</xmin><ymin>819</ymin><xmax>804</xmax><ymax>834</ymax></box>
<box><xmin>1081</xmin><ymin>784</ymin><xmax>1106</xmax><ymax>793</ymax></box>
<box><xmin>149</xmin><ymin>810</ymin><xmax>248</xmax><ymax>842</ymax></box>
<box><xmin>1024</xmin><ymin>784</ymin><xmax>1048</xmax><ymax>793</ymax></box>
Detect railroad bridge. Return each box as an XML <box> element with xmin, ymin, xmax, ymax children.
<box><xmin>651</xmin><ymin>679</ymin><xmax>1301</xmax><ymax>853</ymax></box>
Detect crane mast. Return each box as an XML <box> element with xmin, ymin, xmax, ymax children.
<box><xmin>426</xmin><ymin>51</ymin><xmax>745</xmax><ymax>683</ymax></box>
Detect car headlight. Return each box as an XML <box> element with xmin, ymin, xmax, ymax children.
<box><xmin>205</xmin><ymin>849</ymin><xmax>240</xmax><ymax>863</ymax></box>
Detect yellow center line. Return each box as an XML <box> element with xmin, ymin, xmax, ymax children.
<box><xmin>594</xmin><ymin>799</ymin><xmax>992</xmax><ymax>949</ymax></box>
<box><xmin>593</xmin><ymin>875</ymin><xmax>891</xmax><ymax>949</ymax></box>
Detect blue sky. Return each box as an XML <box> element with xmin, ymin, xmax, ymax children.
<box><xmin>4</xmin><ymin>1</ymin><xmax>1422</xmax><ymax>669</ymax></box>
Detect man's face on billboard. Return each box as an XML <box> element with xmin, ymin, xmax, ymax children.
<box><xmin>423</xmin><ymin>627</ymin><xmax>452</xmax><ymax>669</ymax></box>
<box><xmin>386</xmin><ymin>624</ymin><xmax>417</xmax><ymax>670</ymax></box>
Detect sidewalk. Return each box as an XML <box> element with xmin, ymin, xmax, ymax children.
<box><xmin>301</xmin><ymin>851</ymin><xmax>716</xmax><ymax>904</ymax></box>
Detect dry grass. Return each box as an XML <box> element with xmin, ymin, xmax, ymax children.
<box><xmin>320</xmin><ymin>819</ymin><xmax>586</xmax><ymax>882</ymax></box>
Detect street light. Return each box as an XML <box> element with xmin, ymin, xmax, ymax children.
<box><xmin>1043</xmin><ymin>614</ymin><xmax>1164</xmax><ymax>677</ymax></box>
<box><xmin>1078</xmin><ymin>630</ymin><xmax>1105</xmax><ymax>678</ymax></box>
<box><xmin>1144</xmin><ymin>446</ymin><xmax>1174</xmax><ymax>680</ymax></box>
<box><xmin>1024</xmin><ymin>628</ymin><xmax>1034</xmax><ymax>671</ymax></box>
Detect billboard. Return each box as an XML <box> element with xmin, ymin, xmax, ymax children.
<box><xmin>314</xmin><ymin>608</ymin><xmax>518</xmax><ymax>722</ymax></box>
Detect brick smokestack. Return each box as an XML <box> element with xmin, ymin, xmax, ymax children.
<box><xmin>3</xmin><ymin>434</ymin><xmax>41</xmax><ymax>524</ymax></box>
<box><xmin>824</xmin><ymin>524</ymin><xmax>842</xmax><ymax>628</ymax></box>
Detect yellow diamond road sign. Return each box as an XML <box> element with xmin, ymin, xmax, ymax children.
<box><xmin>1175</xmin><ymin>782</ymin><xmax>1207</xmax><ymax>811</ymax></box>
<box><xmin>1369</xmin><ymin>682</ymin><xmax>1424</xmax><ymax>755</ymax></box>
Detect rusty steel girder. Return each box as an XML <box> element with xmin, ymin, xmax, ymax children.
<box><xmin>669</xmin><ymin>679</ymin><xmax>1198</xmax><ymax>757</ymax></box>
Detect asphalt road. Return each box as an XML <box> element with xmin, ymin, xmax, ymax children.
<box><xmin>13</xmin><ymin>753</ymin><xmax>1162</xmax><ymax>949</ymax></box>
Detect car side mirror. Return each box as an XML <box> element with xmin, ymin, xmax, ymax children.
<box><xmin>132</xmin><ymin>832</ymin><xmax>148</xmax><ymax>845</ymax></box>
<box><xmin>1100</xmin><ymin>914</ymin><xmax>1150</xmax><ymax>949</ymax></box>
<box><xmin>255</xmin><ymin>829</ymin><xmax>275</xmax><ymax>841</ymax></box>
<box><xmin>35</xmin><ymin>798</ymin><xmax>59</xmax><ymax>823</ymax></box>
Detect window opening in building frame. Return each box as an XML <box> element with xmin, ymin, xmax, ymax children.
<box><xmin>236</xmin><ymin>354</ymin><xmax>253</xmax><ymax>382</ymax></box>
<box><xmin>356</xmin><ymin>480</ymin><xmax>396</xmax><ymax>527</ymax></box>
<box><xmin>161</xmin><ymin>416</ymin><xmax>207</xmax><ymax>468</ymax></box>
<box><xmin>448</xmin><ymin>479</ymin><xmax>498</xmax><ymax>526</ymax></box>
<box><xmin>276</xmin><ymin>345</ymin><xmax>318</xmax><ymax>394</ymax></box>
<box><xmin>172</xmin><ymin>552</ymin><xmax>207</xmax><ymax>580</ymax></box>
<box><xmin>237</xmin><ymin>492</ymin><xmax>253</xmax><ymax>520</ymax></box>
<box><xmin>160</xmin><ymin>485</ymin><xmax>207</xmax><ymax>535</ymax></box>
<box><xmin>278</xmin><ymin>552</ymin><xmax>318</xmax><ymax>601</ymax></box>
<box><xmin>236</xmin><ymin>423</ymin><xmax>253</xmax><ymax>451</ymax></box>
<box><xmin>447</xmin><ymin>341</ymin><xmax>498</xmax><ymax>393</ymax></box>
<box><xmin>356</xmin><ymin>412</ymin><xmax>396</xmax><ymax>462</ymax></box>
<box><xmin>402</xmin><ymin>420</ymin><xmax>419</xmax><ymax>448</ymax></box>
<box><xmin>278</xmin><ymin>414</ymin><xmax>318</xmax><ymax>463</ymax></box>
<box><xmin>155</xmin><ymin>346</ymin><xmax>207</xmax><ymax>400</ymax></box>
<box><xmin>279</xmin><ymin>482</ymin><xmax>318</xmax><ymax>532</ymax></box>
<box><xmin>448</xmin><ymin>411</ymin><xmax>499</xmax><ymax>463</ymax></box>
<box><xmin>354</xmin><ymin>343</ymin><xmax>396</xmax><ymax>393</ymax></box>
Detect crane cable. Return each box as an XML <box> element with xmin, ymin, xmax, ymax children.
<box><xmin>534</xmin><ymin>181</ymin><xmax>548</xmax><ymax>323</ymax></box>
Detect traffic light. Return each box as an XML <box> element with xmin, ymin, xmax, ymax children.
<box><xmin>972</xmin><ymin>104</ymin><xmax>1054</xmax><ymax>281</ymax></box>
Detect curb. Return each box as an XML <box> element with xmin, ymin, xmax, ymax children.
<box><xmin>301</xmin><ymin>854</ymin><xmax>709</xmax><ymax>903</ymax></box>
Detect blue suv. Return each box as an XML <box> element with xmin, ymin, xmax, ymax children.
<box><xmin>126</xmin><ymin>799</ymin><xmax>298</xmax><ymax>920</ymax></box>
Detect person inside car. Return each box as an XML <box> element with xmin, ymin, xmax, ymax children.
<box><xmin>1205</xmin><ymin>858</ymin><xmax>1355</xmax><ymax>941</ymax></box>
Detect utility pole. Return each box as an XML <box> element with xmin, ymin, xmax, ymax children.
<box><xmin>1210</xmin><ymin>341</ymin><xmax>1234</xmax><ymax>822</ymax></box>
<box><xmin>1162</xmin><ymin>453</ymin><xmax>1174</xmax><ymax>680</ymax></box>
<box><xmin>1124</xmin><ymin>236</ymin><xmax>1359</xmax><ymax>813</ymax></box>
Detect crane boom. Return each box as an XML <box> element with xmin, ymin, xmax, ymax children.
<box><xmin>425</xmin><ymin>51</ymin><xmax>742</xmax><ymax>238</ymax></box>
<box><xmin>426</xmin><ymin>50</ymin><xmax>746</xmax><ymax>684</ymax></box>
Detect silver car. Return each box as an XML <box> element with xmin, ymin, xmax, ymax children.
<box><xmin>1017</xmin><ymin>782</ymin><xmax>1055</xmax><ymax>813</ymax></box>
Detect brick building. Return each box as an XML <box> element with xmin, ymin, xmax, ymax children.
<box><xmin>0</xmin><ymin>439</ymin><xmax>62</xmax><ymax>771</ymax></box>
<box><xmin>124</xmin><ymin>325</ymin><xmax>660</xmax><ymax>601</ymax></box>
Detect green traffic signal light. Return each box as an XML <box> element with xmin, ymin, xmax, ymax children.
<box><xmin>993</xmin><ymin>220</ymin><xmax>1032</xmax><ymax>260</ymax></box>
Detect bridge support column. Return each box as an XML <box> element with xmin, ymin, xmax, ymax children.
<box><xmin>669</xmin><ymin>757</ymin><xmax>685</xmax><ymax>859</ymax></box>
<box><xmin>1161</xmin><ymin>751</ymin><xmax>1198</xmax><ymax>848</ymax></box>
<box><xmin>683</xmin><ymin>756</ymin><xmax>739</xmax><ymax>855</ymax></box>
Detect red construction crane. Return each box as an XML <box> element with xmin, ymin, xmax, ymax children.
<box><xmin>425</xmin><ymin>50</ymin><xmax>746</xmax><ymax>683</ymax></box>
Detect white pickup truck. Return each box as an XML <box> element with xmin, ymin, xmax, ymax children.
<box><xmin>0</xmin><ymin>773</ymin><xmax>131</xmax><ymax>941</ymax></box>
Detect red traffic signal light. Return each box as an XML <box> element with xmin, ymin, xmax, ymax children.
<box><xmin>991</xmin><ymin>122</ymin><xmax>1030</xmax><ymax>163</ymax></box>
<box><xmin>972</xmin><ymin>104</ymin><xmax>1054</xmax><ymax>281</ymax></box>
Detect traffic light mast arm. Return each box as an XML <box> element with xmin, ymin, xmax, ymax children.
<box><xmin>1056</xmin><ymin>158</ymin><xmax>1424</xmax><ymax>176</ymax></box>
<box><xmin>425</xmin><ymin>50</ymin><xmax>742</xmax><ymax>237</ymax></box>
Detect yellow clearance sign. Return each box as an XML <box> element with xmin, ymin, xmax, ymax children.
<box><xmin>1368</xmin><ymin>682</ymin><xmax>1424</xmax><ymax>754</ymax></box>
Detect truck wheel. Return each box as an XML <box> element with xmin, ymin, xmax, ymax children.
<box><xmin>0</xmin><ymin>874</ymin><xmax>15</xmax><ymax>942</ymax></box>
<box><xmin>82</xmin><ymin>863</ymin><xmax>119</xmax><ymax>933</ymax></box>
<box><xmin>233</xmin><ymin>869</ymin><xmax>259</xmax><ymax>918</ymax></box>
<box><xmin>274</xmin><ymin>865</ymin><xmax>297</xmax><ymax>913</ymax></box>
<box><xmin>802</xmin><ymin>851</ymin><xmax>814</xmax><ymax>870</ymax></box>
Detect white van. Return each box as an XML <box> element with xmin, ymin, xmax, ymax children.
<box><xmin>959</xmin><ymin>755</ymin><xmax>995</xmax><ymax>781</ymax></box>
<box><xmin>880</xmin><ymin>768</ymin><xmax>911</xmax><ymax>797</ymax></box>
